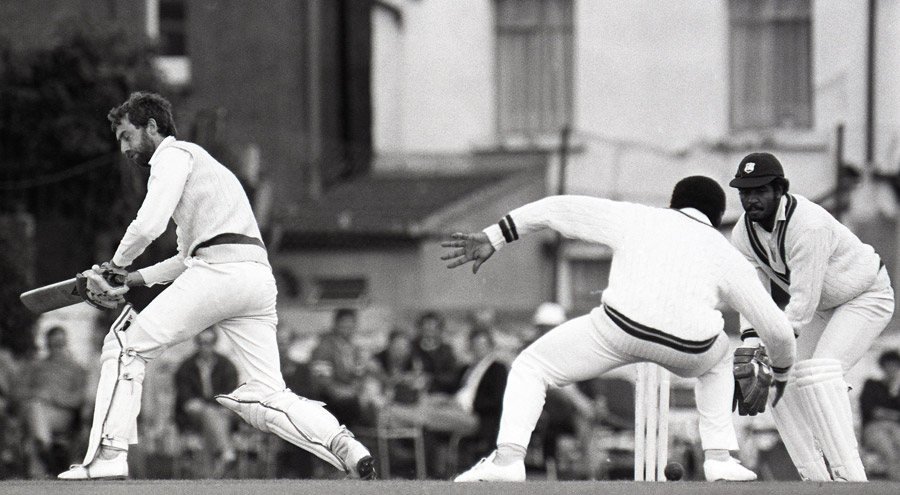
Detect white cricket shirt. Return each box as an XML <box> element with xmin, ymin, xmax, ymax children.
<box><xmin>732</xmin><ymin>194</ymin><xmax>883</xmax><ymax>332</ymax></box>
<box><xmin>483</xmin><ymin>195</ymin><xmax>796</xmax><ymax>372</ymax></box>
<box><xmin>112</xmin><ymin>136</ymin><xmax>267</xmax><ymax>286</ymax></box>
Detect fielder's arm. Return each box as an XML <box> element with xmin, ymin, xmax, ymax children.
<box><xmin>442</xmin><ymin>196</ymin><xmax>632</xmax><ymax>273</ymax></box>
<box><xmin>721</xmin><ymin>259</ymin><xmax>796</xmax><ymax>381</ymax></box>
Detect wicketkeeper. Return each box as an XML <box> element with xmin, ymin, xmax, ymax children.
<box><xmin>729</xmin><ymin>152</ymin><xmax>894</xmax><ymax>481</ymax></box>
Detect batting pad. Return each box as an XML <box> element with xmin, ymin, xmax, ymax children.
<box><xmin>83</xmin><ymin>305</ymin><xmax>143</xmax><ymax>465</ymax></box>
<box><xmin>795</xmin><ymin>359</ymin><xmax>867</xmax><ymax>481</ymax></box>
<box><xmin>216</xmin><ymin>380</ymin><xmax>349</xmax><ymax>472</ymax></box>
<box><xmin>769</xmin><ymin>375</ymin><xmax>830</xmax><ymax>481</ymax></box>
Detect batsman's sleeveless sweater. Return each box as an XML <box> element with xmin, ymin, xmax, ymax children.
<box><xmin>113</xmin><ymin>136</ymin><xmax>268</xmax><ymax>286</ymax></box>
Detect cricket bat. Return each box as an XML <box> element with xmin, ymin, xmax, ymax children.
<box><xmin>19</xmin><ymin>278</ymin><xmax>83</xmax><ymax>314</ymax></box>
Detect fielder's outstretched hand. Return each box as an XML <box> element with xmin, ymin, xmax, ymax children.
<box><xmin>441</xmin><ymin>232</ymin><xmax>495</xmax><ymax>274</ymax></box>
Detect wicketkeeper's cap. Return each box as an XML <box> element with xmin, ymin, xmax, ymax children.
<box><xmin>729</xmin><ymin>152</ymin><xmax>785</xmax><ymax>188</ymax></box>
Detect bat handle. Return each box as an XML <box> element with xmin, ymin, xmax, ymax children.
<box><xmin>102</xmin><ymin>271</ymin><xmax>127</xmax><ymax>286</ymax></box>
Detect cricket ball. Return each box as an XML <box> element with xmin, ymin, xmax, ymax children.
<box><xmin>664</xmin><ymin>462</ymin><xmax>684</xmax><ymax>481</ymax></box>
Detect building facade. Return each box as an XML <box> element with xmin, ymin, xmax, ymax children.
<box><xmin>4</xmin><ymin>0</ymin><xmax>900</xmax><ymax>327</ymax></box>
<box><xmin>370</xmin><ymin>0</ymin><xmax>900</xmax><ymax>317</ymax></box>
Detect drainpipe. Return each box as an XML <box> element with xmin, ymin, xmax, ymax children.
<box><xmin>552</xmin><ymin>125</ymin><xmax>571</xmax><ymax>304</ymax></box>
<box><xmin>866</xmin><ymin>0</ymin><xmax>876</xmax><ymax>167</ymax></box>
<box><xmin>307</xmin><ymin>0</ymin><xmax>323</xmax><ymax>200</ymax></box>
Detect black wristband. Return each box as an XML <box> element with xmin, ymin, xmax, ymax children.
<box><xmin>499</xmin><ymin>214</ymin><xmax>519</xmax><ymax>243</ymax></box>
<box><xmin>772</xmin><ymin>364</ymin><xmax>791</xmax><ymax>375</ymax></box>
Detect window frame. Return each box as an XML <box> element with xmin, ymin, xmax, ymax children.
<box><xmin>146</xmin><ymin>0</ymin><xmax>191</xmax><ymax>86</ymax></box>
<box><xmin>728</xmin><ymin>0</ymin><xmax>813</xmax><ymax>131</ymax></box>
<box><xmin>494</xmin><ymin>0</ymin><xmax>575</xmax><ymax>140</ymax></box>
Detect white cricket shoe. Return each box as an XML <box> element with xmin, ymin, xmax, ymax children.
<box><xmin>58</xmin><ymin>455</ymin><xmax>128</xmax><ymax>480</ymax></box>
<box><xmin>703</xmin><ymin>457</ymin><xmax>757</xmax><ymax>481</ymax></box>
<box><xmin>454</xmin><ymin>451</ymin><xmax>526</xmax><ymax>482</ymax></box>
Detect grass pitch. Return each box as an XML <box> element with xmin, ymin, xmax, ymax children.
<box><xmin>0</xmin><ymin>479</ymin><xmax>897</xmax><ymax>495</ymax></box>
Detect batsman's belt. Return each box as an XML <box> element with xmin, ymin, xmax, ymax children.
<box><xmin>603</xmin><ymin>304</ymin><xmax>717</xmax><ymax>354</ymax></box>
<box><xmin>191</xmin><ymin>233</ymin><xmax>266</xmax><ymax>256</ymax></box>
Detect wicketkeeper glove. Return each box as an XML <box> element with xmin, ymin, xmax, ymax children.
<box><xmin>75</xmin><ymin>263</ymin><xmax>129</xmax><ymax>310</ymax></box>
<box><xmin>732</xmin><ymin>345</ymin><xmax>774</xmax><ymax>416</ymax></box>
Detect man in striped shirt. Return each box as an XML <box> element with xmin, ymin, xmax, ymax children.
<box><xmin>444</xmin><ymin>176</ymin><xmax>796</xmax><ymax>482</ymax></box>
<box><xmin>58</xmin><ymin>92</ymin><xmax>375</xmax><ymax>480</ymax></box>
<box><xmin>729</xmin><ymin>152</ymin><xmax>894</xmax><ymax>481</ymax></box>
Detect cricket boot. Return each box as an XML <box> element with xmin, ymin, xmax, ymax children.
<box><xmin>703</xmin><ymin>456</ymin><xmax>757</xmax><ymax>481</ymax></box>
<box><xmin>454</xmin><ymin>451</ymin><xmax>526</xmax><ymax>482</ymax></box>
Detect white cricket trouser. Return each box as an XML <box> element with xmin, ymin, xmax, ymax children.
<box><xmin>497</xmin><ymin>307</ymin><xmax>737</xmax><ymax>452</ymax></box>
<box><xmin>134</xmin><ymin>258</ymin><xmax>284</xmax><ymax>388</ymax></box>
<box><xmin>97</xmin><ymin>257</ymin><xmax>284</xmax><ymax>449</ymax></box>
<box><xmin>771</xmin><ymin>266</ymin><xmax>894</xmax><ymax>480</ymax></box>
<box><xmin>795</xmin><ymin>267</ymin><xmax>894</xmax><ymax>367</ymax></box>
<box><xmin>92</xmin><ymin>255</ymin><xmax>372</xmax><ymax>475</ymax></box>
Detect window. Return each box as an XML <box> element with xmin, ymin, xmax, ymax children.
<box><xmin>311</xmin><ymin>277</ymin><xmax>368</xmax><ymax>305</ymax></box>
<box><xmin>272</xmin><ymin>268</ymin><xmax>369</xmax><ymax>306</ymax></box>
<box><xmin>158</xmin><ymin>0</ymin><xmax>187</xmax><ymax>57</ymax></box>
<box><xmin>496</xmin><ymin>0</ymin><xmax>574</xmax><ymax>138</ymax></box>
<box><xmin>729</xmin><ymin>0</ymin><xmax>812</xmax><ymax>130</ymax></box>
<box><xmin>146</xmin><ymin>0</ymin><xmax>190</xmax><ymax>86</ymax></box>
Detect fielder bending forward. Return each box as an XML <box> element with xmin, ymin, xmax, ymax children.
<box><xmin>444</xmin><ymin>176</ymin><xmax>796</xmax><ymax>482</ymax></box>
<box><xmin>729</xmin><ymin>152</ymin><xmax>895</xmax><ymax>481</ymax></box>
<box><xmin>58</xmin><ymin>92</ymin><xmax>375</xmax><ymax>480</ymax></box>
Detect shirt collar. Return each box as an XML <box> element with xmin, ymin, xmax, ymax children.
<box><xmin>774</xmin><ymin>195</ymin><xmax>788</xmax><ymax>224</ymax></box>
<box><xmin>678</xmin><ymin>207</ymin><xmax>712</xmax><ymax>226</ymax></box>
<box><xmin>149</xmin><ymin>136</ymin><xmax>177</xmax><ymax>166</ymax></box>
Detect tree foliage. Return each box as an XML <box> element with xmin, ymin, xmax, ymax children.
<box><xmin>0</xmin><ymin>24</ymin><xmax>162</xmax><ymax>352</ymax></box>
<box><xmin>0</xmin><ymin>216</ymin><xmax>36</xmax><ymax>357</ymax></box>
<box><xmin>0</xmin><ymin>25</ymin><xmax>161</xmax><ymax>228</ymax></box>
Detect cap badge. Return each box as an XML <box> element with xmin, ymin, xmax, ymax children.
<box><xmin>743</xmin><ymin>162</ymin><xmax>756</xmax><ymax>174</ymax></box>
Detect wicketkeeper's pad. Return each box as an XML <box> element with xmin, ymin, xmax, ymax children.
<box><xmin>733</xmin><ymin>346</ymin><xmax>774</xmax><ymax>416</ymax></box>
<box><xmin>794</xmin><ymin>359</ymin><xmax>867</xmax><ymax>481</ymax></box>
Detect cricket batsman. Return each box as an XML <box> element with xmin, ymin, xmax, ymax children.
<box><xmin>58</xmin><ymin>91</ymin><xmax>375</xmax><ymax>480</ymax></box>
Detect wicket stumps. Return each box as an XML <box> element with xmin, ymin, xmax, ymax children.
<box><xmin>634</xmin><ymin>362</ymin><xmax>671</xmax><ymax>481</ymax></box>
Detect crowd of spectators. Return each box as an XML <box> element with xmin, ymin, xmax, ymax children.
<box><xmin>0</xmin><ymin>326</ymin><xmax>88</xmax><ymax>478</ymax></box>
<box><xmin>859</xmin><ymin>349</ymin><xmax>900</xmax><ymax>480</ymax></box>
<box><xmin>2</xmin><ymin>305</ymin><xmax>898</xmax><ymax>481</ymax></box>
